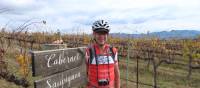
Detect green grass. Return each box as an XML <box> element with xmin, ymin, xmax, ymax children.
<box><xmin>0</xmin><ymin>79</ymin><xmax>20</xmax><ymax>88</ymax></box>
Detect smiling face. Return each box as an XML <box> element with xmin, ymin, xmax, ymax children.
<box><xmin>93</xmin><ymin>31</ymin><xmax>108</xmax><ymax>46</ymax></box>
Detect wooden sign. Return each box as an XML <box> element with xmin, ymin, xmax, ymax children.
<box><xmin>34</xmin><ymin>65</ymin><xmax>86</xmax><ymax>88</ymax></box>
<box><xmin>31</xmin><ymin>47</ymin><xmax>86</xmax><ymax>76</ymax></box>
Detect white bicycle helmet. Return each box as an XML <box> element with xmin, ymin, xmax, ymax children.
<box><xmin>92</xmin><ymin>20</ymin><xmax>110</xmax><ymax>32</ymax></box>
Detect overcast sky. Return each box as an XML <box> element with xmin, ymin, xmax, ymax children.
<box><xmin>0</xmin><ymin>0</ymin><xmax>200</xmax><ymax>34</ymax></box>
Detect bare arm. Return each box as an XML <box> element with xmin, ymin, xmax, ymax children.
<box><xmin>114</xmin><ymin>62</ymin><xmax>120</xmax><ymax>88</ymax></box>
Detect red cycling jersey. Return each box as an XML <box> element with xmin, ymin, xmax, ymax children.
<box><xmin>85</xmin><ymin>43</ymin><xmax>118</xmax><ymax>88</ymax></box>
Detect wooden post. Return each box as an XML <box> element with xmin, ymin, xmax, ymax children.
<box><xmin>136</xmin><ymin>56</ymin><xmax>139</xmax><ymax>88</ymax></box>
<box><xmin>152</xmin><ymin>57</ymin><xmax>157</xmax><ymax>88</ymax></box>
<box><xmin>187</xmin><ymin>54</ymin><xmax>192</xmax><ymax>80</ymax></box>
